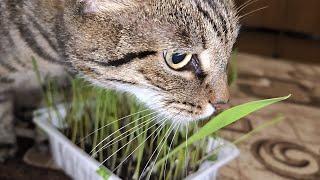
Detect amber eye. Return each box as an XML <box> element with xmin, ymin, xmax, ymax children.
<box><xmin>164</xmin><ymin>51</ymin><xmax>192</xmax><ymax>70</ymax></box>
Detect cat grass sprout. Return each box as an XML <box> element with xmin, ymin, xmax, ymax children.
<box><xmin>42</xmin><ymin>77</ymin><xmax>290</xmax><ymax>180</ymax></box>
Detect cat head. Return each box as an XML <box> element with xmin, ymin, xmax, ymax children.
<box><xmin>59</xmin><ymin>0</ymin><xmax>240</xmax><ymax>124</ymax></box>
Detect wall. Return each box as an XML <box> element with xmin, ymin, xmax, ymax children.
<box><xmin>234</xmin><ymin>0</ymin><xmax>320</xmax><ymax>63</ymax></box>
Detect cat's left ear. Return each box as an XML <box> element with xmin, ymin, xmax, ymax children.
<box><xmin>78</xmin><ymin>0</ymin><xmax>138</xmax><ymax>13</ymax></box>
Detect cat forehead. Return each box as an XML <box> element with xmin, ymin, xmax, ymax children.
<box><xmin>153</xmin><ymin>0</ymin><xmax>238</xmax><ymax>53</ymax></box>
<box><xmin>71</xmin><ymin>0</ymin><xmax>238</xmax><ymax>53</ymax></box>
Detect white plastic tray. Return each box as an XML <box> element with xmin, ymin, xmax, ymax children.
<box><xmin>33</xmin><ymin>105</ymin><xmax>239</xmax><ymax>180</ymax></box>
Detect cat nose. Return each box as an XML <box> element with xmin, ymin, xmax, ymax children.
<box><xmin>206</xmin><ymin>73</ymin><xmax>230</xmax><ymax>111</ymax></box>
<box><xmin>210</xmin><ymin>101</ymin><xmax>230</xmax><ymax>111</ymax></box>
<box><xmin>208</xmin><ymin>88</ymin><xmax>230</xmax><ymax>111</ymax></box>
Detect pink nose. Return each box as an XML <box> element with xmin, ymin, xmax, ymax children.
<box><xmin>208</xmin><ymin>85</ymin><xmax>230</xmax><ymax>111</ymax></box>
<box><xmin>206</xmin><ymin>73</ymin><xmax>230</xmax><ymax>111</ymax></box>
<box><xmin>211</xmin><ymin>102</ymin><xmax>230</xmax><ymax>111</ymax></box>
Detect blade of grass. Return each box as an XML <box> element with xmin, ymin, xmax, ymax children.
<box><xmin>132</xmin><ymin>113</ymin><xmax>149</xmax><ymax>179</ymax></box>
<box><xmin>233</xmin><ymin>115</ymin><xmax>284</xmax><ymax>145</ymax></box>
<box><xmin>154</xmin><ymin>95</ymin><xmax>291</xmax><ymax>168</ymax></box>
<box><xmin>197</xmin><ymin>115</ymin><xmax>285</xmax><ymax>165</ymax></box>
<box><xmin>228</xmin><ymin>50</ymin><xmax>238</xmax><ymax>86</ymax></box>
<box><xmin>97</xmin><ymin>167</ymin><xmax>111</xmax><ymax>180</ymax></box>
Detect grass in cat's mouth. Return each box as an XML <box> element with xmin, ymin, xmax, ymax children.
<box><xmin>200</xmin><ymin>103</ymin><xmax>231</xmax><ymax>123</ymax></box>
<box><xmin>201</xmin><ymin>112</ymin><xmax>217</xmax><ymax>123</ymax></box>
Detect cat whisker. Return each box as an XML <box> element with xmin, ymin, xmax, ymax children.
<box><xmin>239</xmin><ymin>6</ymin><xmax>268</xmax><ymax>19</ymax></box>
<box><xmin>101</xmin><ymin>114</ymin><xmax>172</xmax><ymax>167</ymax></box>
<box><xmin>78</xmin><ymin>97</ymin><xmax>166</xmax><ymax>145</ymax></box>
<box><xmin>236</xmin><ymin>0</ymin><xmax>251</xmax><ymax>11</ymax></box>
<box><xmin>146</xmin><ymin>123</ymin><xmax>177</xmax><ymax>180</ymax></box>
<box><xmin>185</xmin><ymin>121</ymin><xmax>189</xmax><ymax>177</ymax></box>
<box><xmin>163</xmin><ymin>122</ymin><xmax>180</xmax><ymax>180</ymax></box>
<box><xmin>111</xmin><ymin>117</ymin><xmax>170</xmax><ymax>174</ymax></box>
<box><xmin>90</xmin><ymin>108</ymin><xmax>167</xmax><ymax>154</ymax></box>
<box><xmin>192</xmin><ymin>119</ymin><xmax>200</xmax><ymax>133</ymax></box>
<box><xmin>77</xmin><ymin>108</ymin><xmax>151</xmax><ymax>145</ymax></box>
<box><xmin>236</xmin><ymin>0</ymin><xmax>259</xmax><ymax>13</ymax></box>
<box><xmin>140</xmin><ymin>120</ymin><xmax>177</xmax><ymax>180</ymax></box>
<box><xmin>91</xmin><ymin>112</ymin><xmax>164</xmax><ymax>157</ymax></box>
<box><xmin>112</xmin><ymin>111</ymin><xmax>181</xmax><ymax>175</ymax></box>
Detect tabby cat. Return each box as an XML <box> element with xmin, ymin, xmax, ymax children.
<box><xmin>0</xmin><ymin>0</ymin><xmax>239</xmax><ymax>161</ymax></box>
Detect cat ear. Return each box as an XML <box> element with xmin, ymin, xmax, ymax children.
<box><xmin>78</xmin><ymin>0</ymin><xmax>137</xmax><ymax>13</ymax></box>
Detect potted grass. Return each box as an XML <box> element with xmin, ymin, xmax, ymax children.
<box><xmin>33</xmin><ymin>77</ymin><xmax>289</xmax><ymax>180</ymax></box>
<box><xmin>32</xmin><ymin>57</ymin><xmax>290</xmax><ymax>180</ymax></box>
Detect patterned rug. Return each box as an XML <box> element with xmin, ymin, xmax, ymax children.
<box><xmin>219</xmin><ymin>53</ymin><xmax>320</xmax><ymax>180</ymax></box>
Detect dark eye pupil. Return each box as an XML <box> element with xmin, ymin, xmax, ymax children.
<box><xmin>172</xmin><ymin>53</ymin><xmax>186</xmax><ymax>64</ymax></box>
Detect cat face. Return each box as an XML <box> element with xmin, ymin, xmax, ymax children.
<box><xmin>61</xmin><ymin>0</ymin><xmax>239</xmax><ymax>123</ymax></box>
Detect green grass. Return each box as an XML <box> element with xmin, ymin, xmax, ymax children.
<box><xmin>228</xmin><ymin>50</ymin><xmax>238</xmax><ymax>86</ymax></box>
<box><xmin>43</xmin><ymin>78</ymin><xmax>211</xmax><ymax>179</ymax></box>
<box><xmin>34</xmin><ymin>57</ymin><xmax>290</xmax><ymax>180</ymax></box>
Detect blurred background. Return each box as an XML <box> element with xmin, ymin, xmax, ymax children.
<box><xmin>1</xmin><ymin>1</ymin><xmax>319</xmax><ymax>180</ymax></box>
<box><xmin>219</xmin><ymin>1</ymin><xmax>320</xmax><ymax>179</ymax></box>
<box><xmin>235</xmin><ymin>0</ymin><xmax>320</xmax><ymax>63</ymax></box>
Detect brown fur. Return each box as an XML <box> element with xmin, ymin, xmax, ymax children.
<box><xmin>59</xmin><ymin>0</ymin><xmax>239</xmax><ymax>122</ymax></box>
<box><xmin>1</xmin><ymin>0</ymin><xmax>240</xmax><ymax>123</ymax></box>
<box><xmin>0</xmin><ymin>0</ymin><xmax>239</xmax><ymax>160</ymax></box>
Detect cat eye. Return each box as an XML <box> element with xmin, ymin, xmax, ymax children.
<box><xmin>164</xmin><ymin>51</ymin><xmax>193</xmax><ymax>70</ymax></box>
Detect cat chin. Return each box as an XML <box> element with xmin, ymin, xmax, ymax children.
<box><xmin>176</xmin><ymin>104</ymin><xmax>216</xmax><ymax>124</ymax></box>
<box><xmin>149</xmin><ymin>103</ymin><xmax>216</xmax><ymax>126</ymax></box>
<box><xmin>113</xmin><ymin>84</ymin><xmax>217</xmax><ymax>125</ymax></box>
<box><xmin>81</xmin><ymin>77</ymin><xmax>216</xmax><ymax>124</ymax></box>
<box><xmin>194</xmin><ymin>104</ymin><xmax>216</xmax><ymax>121</ymax></box>
<box><xmin>126</xmin><ymin>88</ymin><xmax>217</xmax><ymax>125</ymax></box>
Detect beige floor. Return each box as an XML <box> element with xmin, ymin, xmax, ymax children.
<box><xmin>219</xmin><ymin>53</ymin><xmax>320</xmax><ymax>180</ymax></box>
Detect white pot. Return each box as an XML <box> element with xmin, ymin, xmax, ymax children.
<box><xmin>33</xmin><ymin>105</ymin><xmax>239</xmax><ymax>180</ymax></box>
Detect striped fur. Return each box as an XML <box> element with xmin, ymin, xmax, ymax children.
<box><xmin>0</xmin><ymin>0</ymin><xmax>67</xmax><ymax>162</ymax></box>
<box><xmin>0</xmin><ymin>0</ymin><xmax>239</xmax><ymax>161</ymax></box>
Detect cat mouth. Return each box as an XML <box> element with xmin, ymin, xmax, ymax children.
<box><xmin>187</xmin><ymin>103</ymin><xmax>216</xmax><ymax>122</ymax></box>
<box><xmin>196</xmin><ymin>112</ymin><xmax>216</xmax><ymax>122</ymax></box>
<box><xmin>201</xmin><ymin>111</ymin><xmax>219</xmax><ymax>122</ymax></box>
<box><xmin>196</xmin><ymin>103</ymin><xmax>230</xmax><ymax>122</ymax></box>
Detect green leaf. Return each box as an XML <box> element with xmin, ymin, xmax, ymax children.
<box><xmin>197</xmin><ymin>115</ymin><xmax>285</xmax><ymax>165</ymax></box>
<box><xmin>154</xmin><ymin>95</ymin><xmax>291</xmax><ymax>168</ymax></box>
<box><xmin>207</xmin><ymin>154</ymin><xmax>218</xmax><ymax>162</ymax></box>
<box><xmin>31</xmin><ymin>57</ymin><xmax>42</xmax><ymax>85</ymax></box>
<box><xmin>233</xmin><ymin>115</ymin><xmax>285</xmax><ymax>145</ymax></box>
<box><xmin>97</xmin><ymin>167</ymin><xmax>111</xmax><ymax>180</ymax></box>
<box><xmin>228</xmin><ymin>50</ymin><xmax>238</xmax><ymax>86</ymax></box>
